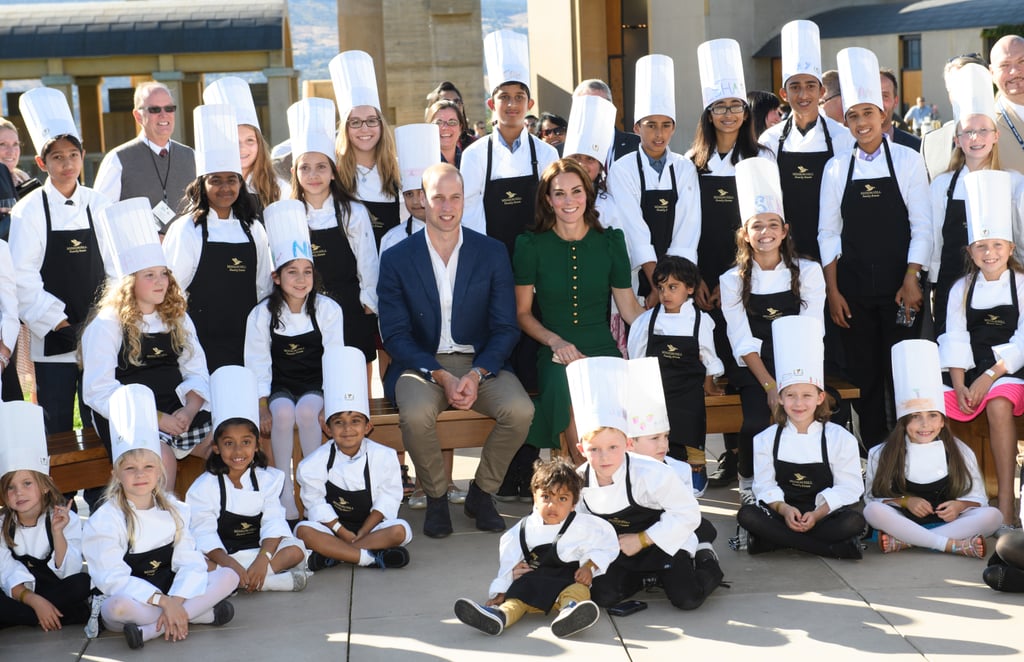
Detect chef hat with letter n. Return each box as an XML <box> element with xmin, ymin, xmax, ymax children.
<box><xmin>211</xmin><ymin>365</ymin><xmax>259</xmax><ymax>433</ymax></box>
<box><xmin>0</xmin><ymin>402</ymin><xmax>49</xmax><ymax>477</ymax></box>
<box><xmin>109</xmin><ymin>383</ymin><xmax>163</xmax><ymax>465</ymax></box>
<box><xmin>288</xmin><ymin>98</ymin><xmax>338</xmax><ymax>164</ymax></box>
<box><xmin>323</xmin><ymin>345</ymin><xmax>370</xmax><ymax>421</ymax></box>
<box><xmin>781</xmin><ymin>20</ymin><xmax>822</xmax><ymax>84</ymax></box>
<box><xmin>395</xmin><ymin>124</ymin><xmax>440</xmax><ymax>193</ymax></box>
<box><xmin>892</xmin><ymin>339</ymin><xmax>944</xmax><ymax>419</ymax></box>
<box><xmin>19</xmin><ymin>87</ymin><xmax>80</xmax><ymax>157</ymax></box>
<box><xmin>736</xmin><ymin>157</ymin><xmax>785</xmax><ymax>225</ymax></box>
<box><xmin>837</xmin><ymin>47</ymin><xmax>883</xmax><ymax>115</ymax></box>
<box><xmin>330</xmin><ymin>50</ymin><xmax>381</xmax><ymax>120</ymax></box>
<box><xmin>950</xmin><ymin>63</ymin><xmax>997</xmax><ymax>125</ymax></box>
<box><xmin>772</xmin><ymin>315</ymin><xmax>824</xmax><ymax>392</ymax></box>
<box><xmin>264</xmin><ymin>199</ymin><xmax>313</xmax><ymax>269</ymax></box>
<box><xmin>484</xmin><ymin>29</ymin><xmax>531</xmax><ymax>93</ymax></box>
<box><xmin>625</xmin><ymin>357</ymin><xmax>670</xmax><ymax>438</ymax></box>
<box><xmin>697</xmin><ymin>39</ymin><xmax>746</xmax><ymax>109</ymax></box>
<box><xmin>194</xmin><ymin>104</ymin><xmax>242</xmax><ymax>176</ymax></box>
<box><xmin>97</xmin><ymin>197</ymin><xmax>166</xmax><ymax>279</ymax></box>
<box><xmin>567</xmin><ymin>357</ymin><xmax>629</xmax><ymax>439</ymax></box>
<box><xmin>203</xmin><ymin>76</ymin><xmax>260</xmax><ymax>131</ymax></box>
<box><xmin>563</xmin><ymin>95</ymin><xmax>617</xmax><ymax>163</ymax></box>
<box><xmin>965</xmin><ymin>170</ymin><xmax>1013</xmax><ymax>244</ymax></box>
<box><xmin>634</xmin><ymin>54</ymin><xmax>675</xmax><ymax>123</ymax></box>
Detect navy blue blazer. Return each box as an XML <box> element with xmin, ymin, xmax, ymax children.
<box><xmin>377</xmin><ymin>227</ymin><xmax>520</xmax><ymax>402</ymax></box>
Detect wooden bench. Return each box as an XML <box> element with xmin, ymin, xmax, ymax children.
<box><xmin>705</xmin><ymin>377</ymin><xmax>860</xmax><ymax>435</ymax></box>
<box><xmin>948</xmin><ymin>416</ymin><xmax>1024</xmax><ymax>499</ymax></box>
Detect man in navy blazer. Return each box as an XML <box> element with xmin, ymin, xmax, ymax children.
<box><xmin>378</xmin><ymin>163</ymin><xmax>534</xmax><ymax>538</ymax></box>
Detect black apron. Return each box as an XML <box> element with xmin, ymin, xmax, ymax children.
<box><xmin>636</xmin><ymin>152</ymin><xmax>678</xmax><ymax>296</ymax></box>
<box><xmin>116</xmin><ymin>331</ymin><xmax>184</xmax><ymax>414</ymax></box>
<box><xmin>772</xmin><ymin>424</ymin><xmax>833</xmax><ymax>514</ymax></box>
<box><xmin>934</xmin><ymin>167</ymin><xmax>968</xmax><ymax>334</ymax></box>
<box><xmin>10</xmin><ymin>513</ymin><xmax>60</xmax><ymax>587</ymax></box>
<box><xmin>310</xmin><ymin>200</ymin><xmax>377</xmax><ymax>362</ymax></box>
<box><xmin>124</xmin><ymin>541</ymin><xmax>176</xmax><ymax>594</ymax></box>
<box><xmin>646</xmin><ymin>305</ymin><xmax>706</xmax><ymax>456</ymax></box>
<box><xmin>696</xmin><ymin>165</ymin><xmax>740</xmax><ymax>292</ymax></box>
<box><xmin>362</xmin><ymin>198</ymin><xmax>400</xmax><ymax>251</ymax></box>
<box><xmin>324</xmin><ymin>443</ymin><xmax>373</xmax><ymax>534</ymax></box>
<box><xmin>187</xmin><ymin>218</ymin><xmax>258</xmax><ymax>371</ymax></box>
<box><xmin>837</xmin><ymin>140</ymin><xmax>910</xmax><ymax>298</ymax></box>
<box><xmin>503</xmin><ymin>512</ymin><xmax>580</xmax><ymax>612</ymax></box>
<box><xmin>964</xmin><ymin>271</ymin><xmax>1024</xmax><ymax>383</ymax></box>
<box><xmin>483</xmin><ymin>134</ymin><xmax>539</xmax><ymax>257</ymax></box>
<box><xmin>729</xmin><ymin>287</ymin><xmax>802</xmax><ymax>387</ymax></box>
<box><xmin>216</xmin><ymin>472</ymin><xmax>263</xmax><ymax>554</ymax></box>
<box><xmin>39</xmin><ymin>192</ymin><xmax>105</xmax><ymax>356</ymax></box>
<box><xmin>776</xmin><ymin>117</ymin><xmax>834</xmax><ymax>262</ymax></box>
<box><xmin>269</xmin><ymin>305</ymin><xmax>324</xmax><ymax>395</ymax></box>
<box><xmin>894</xmin><ymin>448</ymin><xmax>949</xmax><ymax>525</ymax></box>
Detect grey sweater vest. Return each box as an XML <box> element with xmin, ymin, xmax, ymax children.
<box><xmin>115</xmin><ymin>139</ymin><xmax>196</xmax><ymax>213</ymax></box>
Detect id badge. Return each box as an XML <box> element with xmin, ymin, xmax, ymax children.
<box><xmin>152</xmin><ymin>200</ymin><xmax>176</xmax><ymax>233</ymax></box>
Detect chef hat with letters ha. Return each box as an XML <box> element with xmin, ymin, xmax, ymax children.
<box><xmin>395</xmin><ymin>124</ymin><xmax>440</xmax><ymax>193</ymax></box>
<box><xmin>634</xmin><ymin>54</ymin><xmax>675</xmax><ymax>122</ymax></box>
<box><xmin>264</xmin><ymin>199</ymin><xmax>313</xmax><ymax>270</ymax></box>
<box><xmin>891</xmin><ymin>339</ymin><xmax>944</xmax><ymax>419</ymax></box>
<box><xmin>484</xmin><ymin>30</ymin><xmax>531</xmax><ymax>93</ymax></box>
<box><xmin>965</xmin><ymin>170</ymin><xmax>1013</xmax><ymax>244</ymax></box>
<box><xmin>19</xmin><ymin>87</ymin><xmax>80</xmax><ymax>157</ymax></box>
<box><xmin>837</xmin><ymin>47</ymin><xmax>883</xmax><ymax>115</ymax></box>
<box><xmin>109</xmin><ymin>384</ymin><xmax>163</xmax><ymax>465</ymax></box>
<box><xmin>323</xmin><ymin>345</ymin><xmax>370</xmax><ymax>420</ymax></box>
<box><xmin>203</xmin><ymin>76</ymin><xmax>260</xmax><ymax>131</ymax></box>
<box><xmin>288</xmin><ymin>98</ymin><xmax>338</xmax><ymax>164</ymax></box>
<box><xmin>950</xmin><ymin>63</ymin><xmax>997</xmax><ymax>125</ymax></box>
<box><xmin>567</xmin><ymin>357</ymin><xmax>629</xmax><ymax>438</ymax></box>
<box><xmin>624</xmin><ymin>357</ymin><xmax>670</xmax><ymax>438</ymax></box>
<box><xmin>211</xmin><ymin>365</ymin><xmax>260</xmax><ymax>433</ymax></box>
<box><xmin>772</xmin><ymin>316</ymin><xmax>824</xmax><ymax>392</ymax></box>
<box><xmin>330</xmin><ymin>50</ymin><xmax>381</xmax><ymax>120</ymax></box>
<box><xmin>698</xmin><ymin>39</ymin><xmax>746</xmax><ymax>109</ymax></box>
<box><xmin>194</xmin><ymin>104</ymin><xmax>242</xmax><ymax>176</ymax></box>
<box><xmin>0</xmin><ymin>402</ymin><xmax>49</xmax><ymax>477</ymax></box>
<box><xmin>781</xmin><ymin>20</ymin><xmax>822</xmax><ymax>84</ymax></box>
<box><xmin>97</xmin><ymin>197</ymin><xmax>167</xmax><ymax>279</ymax></box>
<box><xmin>736</xmin><ymin>157</ymin><xmax>785</xmax><ymax>225</ymax></box>
<box><xmin>562</xmin><ymin>95</ymin><xmax>617</xmax><ymax>163</ymax></box>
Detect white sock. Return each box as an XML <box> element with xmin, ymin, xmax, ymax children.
<box><xmin>738</xmin><ymin>476</ymin><xmax>754</xmax><ymax>491</ymax></box>
<box><xmin>261</xmin><ymin>570</ymin><xmax>297</xmax><ymax>591</ymax></box>
<box><xmin>358</xmin><ymin>549</ymin><xmax>375</xmax><ymax>566</ymax></box>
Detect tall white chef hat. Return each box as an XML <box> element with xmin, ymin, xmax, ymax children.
<box><xmin>772</xmin><ymin>315</ymin><xmax>824</xmax><ymax>392</ymax></box>
<box><xmin>567</xmin><ymin>357</ymin><xmax>629</xmax><ymax>438</ymax></box>
<box><xmin>194</xmin><ymin>104</ymin><xmax>242</xmax><ymax>176</ymax></box>
<box><xmin>891</xmin><ymin>339</ymin><xmax>944</xmax><ymax>419</ymax></box>
<box><xmin>781</xmin><ymin>20</ymin><xmax>822</xmax><ymax>85</ymax></box>
<box><xmin>965</xmin><ymin>170</ymin><xmax>1013</xmax><ymax>244</ymax></box>
<box><xmin>950</xmin><ymin>63</ymin><xmax>997</xmax><ymax>125</ymax></box>
<box><xmin>203</xmin><ymin>76</ymin><xmax>260</xmax><ymax>131</ymax></box>
<box><xmin>19</xmin><ymin>87</ymin><xmax>80</xmax><ymax>157</ymax></box>
<box><xmin>562</xmin><ymin>95</ymin><xmax>617</xmax><ymax>163</ymax></box>
<box><xmin>323</xmin><ymin>345</ymin><xmax>369</xmax><ymax>420</ymax></box>
<box><xmin>97</xmin><ymin>197</ymin><xmax>167</xmax><ymax>279</ymax></box>
<box><xmin>634</xmin><ymin>54</ymin><xmax>676</xmax><ymax>122</ymax></box>
<box><xmin>0</xmin><ymin>402</ymin><xmax>49</xmax><ymax>477</ymax></box>
<box><xmin>837</xmin><ymin>47</ymin><xmax>883</xmax><ymax>115</ymax></box>
<box><xmin>395</xmin><ymin>124</ymin><xmax>441</xmax><ymax>193</ymax></box>
<box><xmin>698</xmin><ymin>39</ymin><xmax>747</xmax><ymax>109</ymax></box>
<box><xmin>109</xmin><ymin>383</ymin><xmax>163</xmax><ymax>465</ymax></box>
<box><xmin>330</xmin><ymin>50</ymin><xmax>381</xmax><ymax>120</ymax></box>
<box><xmin>264</xmin><ymin>199</ymin><xmax>313</xmax><ymax>269</ymax></box>
<box><xmin>484</xmin><ymin>29</ymin><xmax>531</xmax><ymax>93</ymax></box>
<box><xmin>210</xmin><ymin>365</ymin><xmax>260</xmax><ymax>433</ymax></box>
<box><xmin>288</xmin><ymin>98</ymin><xmax>338</xmax><ymax>164</ymax></box>
<box><xmin>736</xmin><ymin>157</ymin><xmax>785</xmax><ymax>225</ymax></box>
<box><xmin>625</xmin><ymin>357</ymin><xmax>670</xmax><ymax>438</ymax></box>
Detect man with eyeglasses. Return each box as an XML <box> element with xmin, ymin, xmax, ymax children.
<box><xmin>93</xmin><ymin>82</ymin><xmax>196</xmax><ymax>231</ymax></box>
<box><xmin>922</xmin><ymin>53</ymin><xmax>988</xmax><ymax>181</ymax></box>
<box><xmin>991</xmin><ymin>35</ymin><xmax>1024</xmax><ymax>173</ymax></box>
<box><xmin>820</xmin><ymin>70</ymin><xmax>845</xmax><ymax>124</ymax></box>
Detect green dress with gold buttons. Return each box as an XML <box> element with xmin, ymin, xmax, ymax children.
<box><xmin>513</xmin><ymin>226</ymin><xmax>632</xmax><ymax>449</ymax></box>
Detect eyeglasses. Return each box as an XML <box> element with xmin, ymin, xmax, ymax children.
<box><xmin>142</xmin><ymin>105</ymin><xmax>177</xmax><ymax>114</ymax></box>
<box><xmin>433</xmin><ymin>119</ymin><xmax>460</xmax><ymax>127</ymax></box>
<box><xmin>542</xmin><ymin>127</ymin><xmax>566</xmax><ymax>137</ymax></box>
<box><xmin>709</xmin><ymin>103</ymin><xmax>747</xmax><ymax>116</ymax></box>
<box><xmin>819</xmin><ymin>94</ymin><xmax>841</xmax><ymax>106</ymax></box>
<box><xmin>347</xmin><ymin>117</ymin><xmax>381</xmax><ymax>129</ymax></box>
<box><xmin>956</xmin><ymin>128</ymin><xmax>995</xmax><ymax>140</ymax></box>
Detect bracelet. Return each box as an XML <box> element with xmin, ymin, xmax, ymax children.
<box><xmin>263</xmin><ymin>550</ymin><xmax>273</xmax><ymax>562</ymax></box>
<box><xmin>985</xmin><ymin>368</ymin><xmax>997</xmax><ymax>379</ymax></box>
<box><xmin>330</xmin><ymin>521</ymin><xmax>342</xmax><ymax>534</ymax></box>
<box><xmin>638</xmin><ymin>531</ymin><xmax>652</xmax><ymax>549</ymax></box>
<box><xmin>900</xmin><ymin>495</ymin><xmax>908</xmax><ymax>509</ymax></box>
<box><xmin>259</xmin><ymin>397</ymin><xmax>268</xmax><ymax>407</ymax></box>
<box><xmin>762</xmin><ymin>380</ymin><xmax>776</xmax><ymax>393</ymax></box>
<box><xmin>18</xmin><ymin>588</ymin><xmax>30</xmax><ymax>603</ymax></box>
<box><xmin>906</xmin><ymin>266</ymin><xmax>919</xmax><ymax>277</ymax></box>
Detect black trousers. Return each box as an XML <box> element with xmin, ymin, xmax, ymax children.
<box><xmin>591</xmin><ymin>546</ymin><xmax>723</xmax><ymax>611</ymax></box>
<box><xmin>737</xmin><ymin>503</ymin><xmax>865</xmax><ymax>558</ymax></box>
<box><xmin>737</xmin><ymin>383</ymin><xmax>771</xmax><ymax>478</ymax></box>
<box><xmin>0</xmin><ymin>572</ymin><xmax>91</xmax><ymax>628</ymax></box>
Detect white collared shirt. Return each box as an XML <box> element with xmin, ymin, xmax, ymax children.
<box><xmin>425</xmin><ymin>227</ymin><xmax>475</xmax><ymax>354</ymax></box>
<box><xmin>185</xmin><ymin>466</ymin><xmax>292</xmax><ymax>554</ymax></box>
<box><xmin>758</xmin><ymin>112</ymin><xmax>855</xmax><ymax>157</ymax></box>
<box><xmin>938</xmin><ymin>269</ymin><xmax>1024</xmax><ymax>377</ymax></box>
<box><xmin>627</xmin><ymin>299</ymin><xmax>724</xmax><ymax>376</ymax></box>
<box><xmin>0</xmin><ymin>510</ymin><xmax>83</xmax><ymax>596</ymax></box>
<box><xmin>295</xmin><ymin>438</ymin><xmax>403</xmax><ymax>526</ymax></box>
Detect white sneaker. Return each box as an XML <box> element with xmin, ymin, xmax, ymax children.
<box><xmin>551</xmin><ymin>600</ymin><xmax>600</xmax><ymax>638</ymax></box>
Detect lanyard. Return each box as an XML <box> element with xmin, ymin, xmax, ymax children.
<box><xmin>1000</xmin><ymin>102</ymin><xmax>1024</xmax><ymax>151</ymax></box>
<box><xmin>146</xmin><ymin>144</ymin><xmax>173</xmax><ymax>201</ymax></box>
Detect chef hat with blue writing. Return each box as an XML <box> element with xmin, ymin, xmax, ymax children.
<box><xmin>698</xmin><ymin>39</ymin><xmax>746</xmax><ymax>109</ymax></box>
<box><xmin>264</xmin><ymin>199</ymin><xmax>313</xmax><ymax>269</ymax></box>
<box><xmin>736</xmin><ymin>157</ymin><xmax>785</xmax><ymax>225</ymax></box>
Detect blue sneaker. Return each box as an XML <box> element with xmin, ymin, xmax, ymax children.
<box><xmin>692</xmin><ymin>465</ymin><xmax>708</xmax><ymax>497</ymax></box>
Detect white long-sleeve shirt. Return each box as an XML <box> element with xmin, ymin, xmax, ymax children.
<box><xmin>752</xmin><ymin>420</ymin><xmax>864</xmax><ymax>512</ymax></box>
<box><xmin>83</xmin><ymin>496</ymin><xmax>209</xmax><ymax>602</ymax></box>
<box><xmin>487</xmin><ymin>510</ymin><xmax>619</xmax><ymax>599</ymax></box>
<box><xmin>0</xmin><ymin>239</ymin><xmax>19</xmax><ymax>357</ymax></box>
<box><xmin>757</xmin><ymin>113</ymin><xmax>855</xmax><ymax>158</ymax></box>
<box><xmin>627</xmin><ymin>300</ymin><xmax>724</xmax><ymax>377</ymax></box>
<box><xmin>243</xmin><ymin>295</ymin><xmax>345</xmax><ymax>397</ymax></box>
<box><xmin>379</xmin><ymin>219</ymin><xmax>425</xmax><ymax>257</ymax></box>
<box><xmin>938</xmin><ymin>270</ymin><xmax>1024</xmax><ymax>379</ymax></box>
<box><xmin>185</xmin><ymin>467</ymin><xmax>292</xmax><ymax>555</ymax></box>
<box><xmin>296</xmin><ymin>438</ymin><xmax>402</xmax><ymax>526</ymax></box>
<box><xmin>305</xmin><ymin>196</ymin><xmax>379</xmax><ymax>313</ymax></box>
<box><xmin>0</xmin><ymin>510</ymin><xmax>83</xmax><ymax>596</ymax></box>
<box><xmin>81</xmin><ymin>308</ymin><xmax>210</xmax><ymax>420</ymax></box>
<box><xmin>864</xmin><ymin>437</ymin><xmax>988</xmax><ymax>506</ymax></box>
<box><xmin>719</xmin><ymin>258</ymin><xmax>825</xmax><ymax>365</ymax></box>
